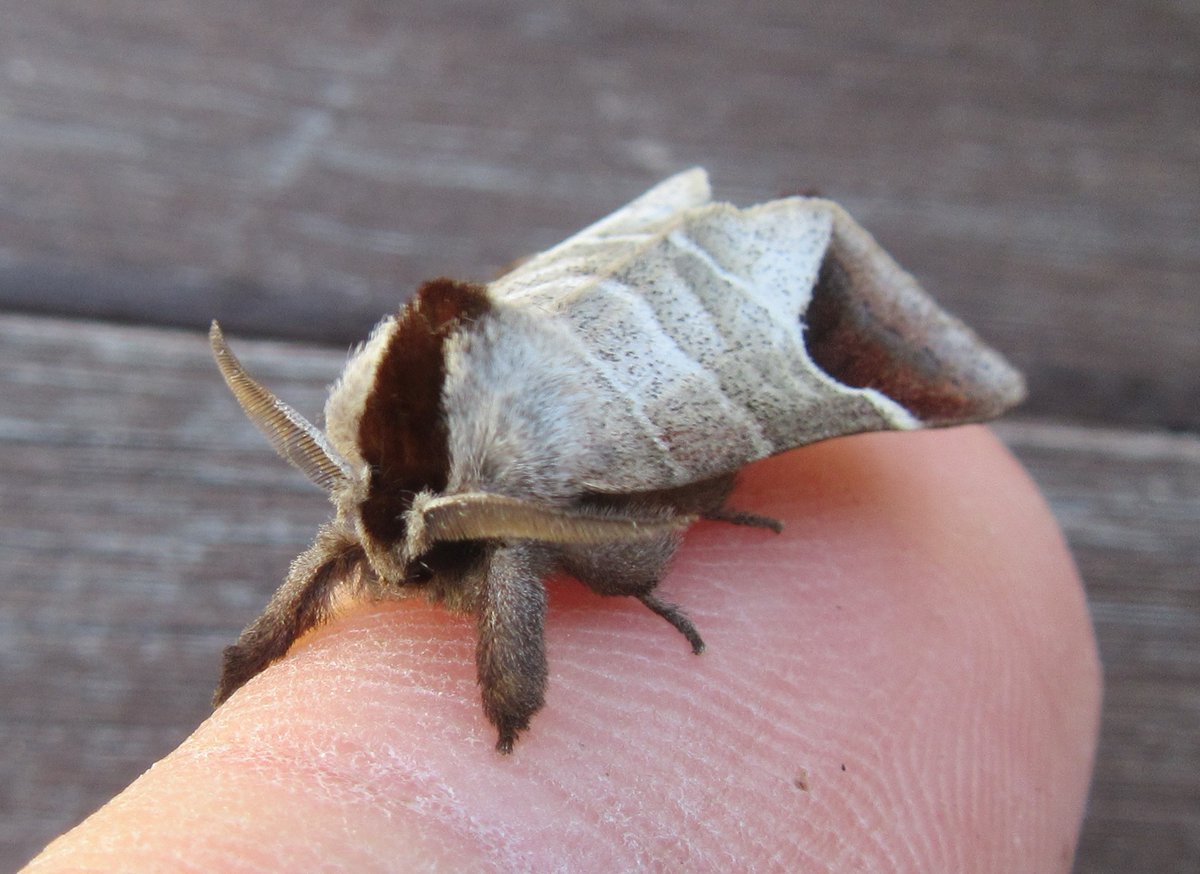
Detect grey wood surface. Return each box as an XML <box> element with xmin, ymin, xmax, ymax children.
<box><xmin>0</xmin><ymin>1</ymin><xmax>1196</xmax><ymax>869</ymax></box>
<box><xmin>2</xmin><ymin>0</ymin><xmax>1196</xmax><ymax>430</ymax></box>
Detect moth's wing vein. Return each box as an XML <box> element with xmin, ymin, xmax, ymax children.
<box><xmin>493</xmin><ymin>168</ymin><xmax>712</xmax><ymax>303</ymax></box>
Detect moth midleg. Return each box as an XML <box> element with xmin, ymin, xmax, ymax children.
<box><xmin>637</xmin><ymin>592</ymin><xmax>705</xmax><ymax>655</ymax></box>
<box><xmin>476</xmin><ymin>543</ymin><xmax>551</xmax><ymax>753</ymax></box>
<box><xmin>214</xmin><ymin>524</ymin><xmax>367</xmax><ymax>705</ymax></box>
<box><xmin>558</xmin><ymin>530</ymin><xmax>704</xmax><ymax>653</ymax></box>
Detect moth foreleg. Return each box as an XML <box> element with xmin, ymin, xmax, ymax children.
<box><xmin>476</xmin><ymin>543</ymin><xmax>551</xmax><ymax>753</ymax></box>
<box><xmin>214</xmin><ymin>524</ymin><xmax>367</xmax><ymax>705</ymax></box>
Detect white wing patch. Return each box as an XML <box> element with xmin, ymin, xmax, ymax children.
<box><xmin>496</xmin><ymin>168</ymin><xmax>711</xmax><ymax>308</ymax></box>
<box><xmin>483</xmin><ymin>169</ymin><xmax>918</xmax><ymax>493</ymax></box>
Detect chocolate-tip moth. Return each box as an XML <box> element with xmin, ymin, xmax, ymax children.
<box><xmin>209</xmin><ymin>168</ymin><xmax>1025</xmax><ymax>752</ymax></box>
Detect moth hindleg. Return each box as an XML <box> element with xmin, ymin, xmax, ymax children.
<box><xmin>626</xmin><ymin>473</ymin><xmax>782</xmax><ymax>533</ymax></box>
<box><xmin>702</xmin><ymin>506</ymin><xmax>783</xmax><ymax>533</ymax></box>
<box><xmin>476</xmin><ymin>543</ymin><xmax>552</xmax><ymax>753</ymax></box>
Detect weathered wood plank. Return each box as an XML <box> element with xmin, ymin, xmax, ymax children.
<box><xmin>0</xmin><ymin>1</ymin><xmax>1196</xmax><ymax>428</ymax></box>
<box><xmin>0</xmin><ymin>315</ymin><xmax>337</xmax><ymax>864</ymax></box>
<box><xmin>994</xmin><ymin>422</ymin><xmax>1200</xmax><ymax>869</ymax></box>
<box><xmin>0</xmin><ymin>314</ymin><xmax>1196</xmax><ymax>869</ymax></box>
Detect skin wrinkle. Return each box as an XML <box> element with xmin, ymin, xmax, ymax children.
<box><xmin>31</xmin><ymin>750</ymin><xmax>427</xmax><ymax>873</ymax></box>
<box><xmin>194</xmin><ymin>656</ymin><xmax>533</xmax><ymax>871</ymax></box>
<box><xmin>25</xmin><ymin>429</ymin><xmax>1099</xmax><ymax>872</ymax></box>
<box><xmin>523</xmin><ymin>573</ymin><xmax>777</xmax><ymax>859</ymax></box>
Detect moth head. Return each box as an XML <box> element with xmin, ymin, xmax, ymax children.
<box><xmin>210</xmin><ymin>317</ymin><xmax>691</xmax><ymax>588</ymax></box>
<box><xmin>209</xmin><ymin>319</ymin><xmax>416</xmax><ymax>581</ymax></box>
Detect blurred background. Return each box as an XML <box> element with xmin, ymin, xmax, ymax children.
<box><xmin>0</xmin><ymin>1</ymin><xmax>1196</xmax><ymax>868</ymax></box>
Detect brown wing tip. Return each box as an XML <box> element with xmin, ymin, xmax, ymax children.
<box><xmin>805</xmin><ymin>228</ymin><xmax>1027</xmax><ymax>427</ymax></box>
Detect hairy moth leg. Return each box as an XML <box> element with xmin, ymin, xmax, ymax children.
<box><xmin>559</xmin><ymin>530</ymin><xmax>705</xmax><ymax>653</ymax></box>
<box><xmin>214</xmin><ymin>524</ymin><xmax>368</xmax><ymax>705</ymax></box>
<box><xmin>636</xmin><ymin>592</ymin><xmax>706</xmax><ymax>654</ymax></box>
<box><xmin>662</xmin><ymin>473</ymin><xmax>781</xmax><ymax>532</ymax></box>
<box><xmin>702</xmin><ymin>506</ymin><xmax>784</xmax><ymax>533</ymax></box>
<box><xmin>476</xmin><ymin>543</ymin><xmax>552</xmax><ymax>753</ymax></box>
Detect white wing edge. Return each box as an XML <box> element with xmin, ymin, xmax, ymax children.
<box><xmin>491</xmin><ymin>168</ymin><xmax>712</xmax><ymax>292</ymax></box>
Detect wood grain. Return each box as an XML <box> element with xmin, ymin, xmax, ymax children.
<box><xmin>0</xmin><ymin>1</ymin><xmax>1196</xmax><ymax>427</ymax></box>
<box><xmin>995</xmin><ymin>421</ymin><xmax>1200</xmax><ymax>869</ymax></box>
<box><xmin>0</xmin><ymin>316</ymin><xmax>1196</xmax><ymax>869</ymax></box>
<box><xmin>0</xmin><ymin>1</ymin><xmax>1195</xmax><ymax>870</ymax></box>
<box><xmin>0</xmin><ymin>316</ymin><xmax>335</xmax><ymax>864</ymax></box>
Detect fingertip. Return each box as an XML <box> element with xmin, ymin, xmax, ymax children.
<box><xmin>24</xmin><ymin>428</ymin><xmax>1100</xmax><ymax>873</ymax></box>
<box><xmin>720</xmin><ymin>427</ymin><xmax>1100</xmax><ymax>869</ymax></box>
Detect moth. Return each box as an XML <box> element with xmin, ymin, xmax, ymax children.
<box><xmin>209</xmin><ymin>168</ymin><xmax>1025</xmax><ymax>752</ymax></box>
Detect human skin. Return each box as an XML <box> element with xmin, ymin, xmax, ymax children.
<box><xmin>24</xmin><ymin>427</ymin><xmax>1101</xmax><ymax>872</ymax></box>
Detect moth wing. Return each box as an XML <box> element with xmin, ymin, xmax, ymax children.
<box><xmin>492</xmin><ymin>167</ymin><xmax>712</xmax><ymax>305</ymax></box>
<box><xmin>486</xmin><ymin>178</ymin><xmax>1023</xmax><ymax>494</ymax></box>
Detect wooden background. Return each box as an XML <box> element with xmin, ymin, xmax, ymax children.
<box><xmin>1</xmin><ymin>0</ymin><xmax>1196</xmax><ymax>868</ymax></box>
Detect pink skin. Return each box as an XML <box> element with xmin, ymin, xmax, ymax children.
<box><xmin>24</xmin><ymin>428</ymin><xmax>1100</xmax><ymax>872</ymax></box>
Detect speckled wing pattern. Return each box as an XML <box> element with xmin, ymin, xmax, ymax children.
<box><xmin>487</xmin><ymin>169</ymin><xmax>935</xmax><ymax>493</ymax></box>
